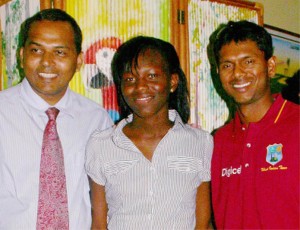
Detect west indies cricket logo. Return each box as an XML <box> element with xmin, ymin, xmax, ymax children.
<box><xmin>266</xmin><ymin>143</ymin><xmax>283</xmax><ymax>166</ymax></box>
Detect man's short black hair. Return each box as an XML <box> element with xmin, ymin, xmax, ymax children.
<box><xmin>213</xmin><ymin>20</ymin><xmax>273</xmax><ymax>65</ymax></box>
<box><xmin>19</xmin><ymin>8</ymin><xmax>82</xmax><ymax>53</ymax></box>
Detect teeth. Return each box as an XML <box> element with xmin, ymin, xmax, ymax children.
<box><xmin>233</xmin><ymin>82</ymin><xmax>251</xmax><ymax>88</ymax></box>
<box><xmin>39</xmin><ymin>73</ymin><xmax>57</xmax><ymax>79</ymax></box>
<box><xmin>136</xmin><ymin>97</ymin><xmax>151</xmax><ymax>101</ymax></box>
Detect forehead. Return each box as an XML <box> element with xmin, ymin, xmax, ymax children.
<box><xmin>136</xmin><ymin>48</ymin><xmax>166</xmax><ymax>66</ymax></box>
<box><xmin>27</xmin><ymin>20</ymin><xmax>75</xmax><ymax>42</ymax></box>
<box><xmin>219</xmin><ymin>40</ymin><xmax>263</xmax><ymax>59</ymax></box>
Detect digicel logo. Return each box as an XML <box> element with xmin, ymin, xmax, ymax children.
<box><xmin>222</xmin><ymin>165</ymin><xmax>242</xmax><ymax>177</ymax></box>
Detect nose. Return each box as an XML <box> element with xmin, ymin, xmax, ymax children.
<box><xmin>233</xmin><ymin>64</ymin><xmax>245</xmax><ymax>79</ymax></box>
<box><xmin>135</xmin><ymin>77</ymin><xmax>148</xmax><ymax>91</ymax></box>
<box><xmin>41</xmin><ymin>52</ymin><xmax>54</xmax><ymax>67</ymax></box>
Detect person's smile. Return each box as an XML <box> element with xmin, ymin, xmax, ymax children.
<box><xmin>38</xmin><ymin>72</ymin><xmax>58</xmax><ymax>79</ymax></box>
<box><xmin>232</xmin><ymin>81</ymin><xmax>251</xmax><ymax>89</ymax></box>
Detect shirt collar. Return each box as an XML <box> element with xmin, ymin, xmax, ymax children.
<box><xmin>117</xmin><ymin>110</ymin><xmax>184</xmax><ymax>129</ymax></box>
<box><xmin>20</xmin><ymin>78</ymin><xmax>74</xmax><ymax>118</ymax></box>
<box><xmin>233</xmin><ymin>93</ymin><xmax>286</xmax><ymax>132</ymax></box>
<box><xmin>112</xmin><ymin>110</ymin><xmax>185</xmax><ymax>144</ymax></box>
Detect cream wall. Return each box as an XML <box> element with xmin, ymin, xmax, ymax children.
<box><xmin>250</xmin><ymin>0</ymin><xmax>300</xmax><ymax>34</ymax></box>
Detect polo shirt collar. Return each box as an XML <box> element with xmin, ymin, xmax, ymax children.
<box><xmin>233</xmin><ymin>93</ymin><xmax>286</xmax><ymax>132</ymax></box>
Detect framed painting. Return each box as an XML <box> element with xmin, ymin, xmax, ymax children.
<box><xmin>264</xmin><ymin>24</ymin><xmax>300</xmax><ymax>93</ymax></box>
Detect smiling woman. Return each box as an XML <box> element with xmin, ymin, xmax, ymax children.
<box><xmin>85</xmin><ymin>35</ymin><xmax>214</xmax><ymax>229</ymax></box>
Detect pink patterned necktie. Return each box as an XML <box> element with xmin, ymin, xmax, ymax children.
<box><xmin>36</xmin><ymin>107</ymin><xmax>69</xmax><ymax>229</ymax></box>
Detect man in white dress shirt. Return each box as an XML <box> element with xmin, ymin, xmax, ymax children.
<box><xmin>0</xmin><ymin>9</ymin><xmax>113</xmax><ymax>229</ymax></box>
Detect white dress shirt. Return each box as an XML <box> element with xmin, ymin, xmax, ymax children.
<box><xmin>86</xmin><ymin>110</ymin><xmax>213</xmax><ymax>229</ymax></box>
<box><xmin>0</xmin><ymin>79</ymin><xmax>113</xmax><ymax>230</ymax></box>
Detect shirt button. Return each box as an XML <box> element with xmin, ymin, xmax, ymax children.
<box><xmin>246</xmin><ymin>143</ymin><xmax>251</xmax><ymax>148</ymax></box>
<box><xmin>242</xmin><ymin>127</ymin><xmax>246</xmax><ymax>131</ymax></box>
<box><xmin>148</xmin><ymin>214</ymin><xmax>152</xmax><ymax>220</ymax></box>
<box><xmin>149</xmin><ymin>191</ymin><xmax>153</xmax><ymax>196</ymax></box>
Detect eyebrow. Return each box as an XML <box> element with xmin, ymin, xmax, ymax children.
<box><xmin>220</xmin><ymin>54</ymin><xmax>254</xmax><ymax>62</ymax></box>
<box><xmin>27</xmin><ymin>41</ymin><xmax>70</xmax><ymax>50</ymax></box>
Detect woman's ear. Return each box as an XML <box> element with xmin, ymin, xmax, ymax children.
<box><xmin>170</xmin><ymin>73</ymin><xmax>179</xmax><ymax>92</ymax></box>
<box><xmin>267</xmin><ymin>56</ymin><xmax>277</xmax><ymax>78</ymax></box>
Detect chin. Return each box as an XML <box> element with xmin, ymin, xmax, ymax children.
<box><xmin>234</xmin><ymin>97</ymin><xmax>252</xmax><ymax>105</ymax></box>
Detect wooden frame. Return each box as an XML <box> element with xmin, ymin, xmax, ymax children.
<box><xmin>209</xmin><ymin>0</ymin><xmax>264</xmax><ymax>24</ymax></box>
<box><xmin>265</xmin><ymin>24</ymin><xmax>300</xmax><ymax>77</ymax></box>
<box><xmin>40</xmin><ymin>0</ymin><xmax>65</xmax><ymax>10</ymax></box>
<box><xmin>171</xmin><ymin>0</ymin><xmax>190</xmax><ymax>85</ymax></box>
<box><xmin>264</xmin><ymin>24</ymin><xmax>300</xmax><ymax>92</ymax></box>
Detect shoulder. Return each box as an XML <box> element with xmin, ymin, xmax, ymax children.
<box><xmin>277</xmin><ymin>98</ymin><xmax>299</xmax><ymax>125</ymax></box>
<box><xmin>172</xmin><ymin>110</ymin><xmax>213</xmax><ymax>143</ymax></box>
<box><xmin>69</xmin><ymin>90</ymin><xmax>112</xmax><ymax>120</ymax></box>
<box><xmin>213</xmin><ymin>120</ymin><xmax>233</xmax><ymax>139</ymax></box>
<box><xmin>0</xmin><ymin>84</ymin><xmax>21</xmax><ymax>103</ymax></box>
<box><xmin>87</xmin><ymin>118</ymin><xmax>126</xmax><ymax>147</ymax></box>
<box><xmin>86</xmin><ymin>126</ymin><xmax>116</xmax><ymax>158</ymax></box>
<box><xmin>0</xmin><ymin>85</ymin><xmax>22</xmax><ymax>115</ymax></box>
<box><xmin>177</xmin><ymin>124</ymin><xmax>214</xmax><ymax>149</ymax></box>
<box><xmin>185</xmin><ymin>124</ymin><xmax>212</xmax><ymax>140</ymax></box>
<box><xmin>67</xmin><ymin>90</ymin><xmax>113</xmax><ymax>129</ymax></box>
<box><xmin>89</xmin><ymin>126</ymin><xmax>115</xmax><ymax>141</ymax></box>
<box><xmin>284</xmin><ymin>100</ymin><xmax>299</xmax><ymax>115</ymax></box>
<box><xmin>69</xmin><ymin>90</ymin><xmax>104</xmax><ymax>110</ymax></box>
